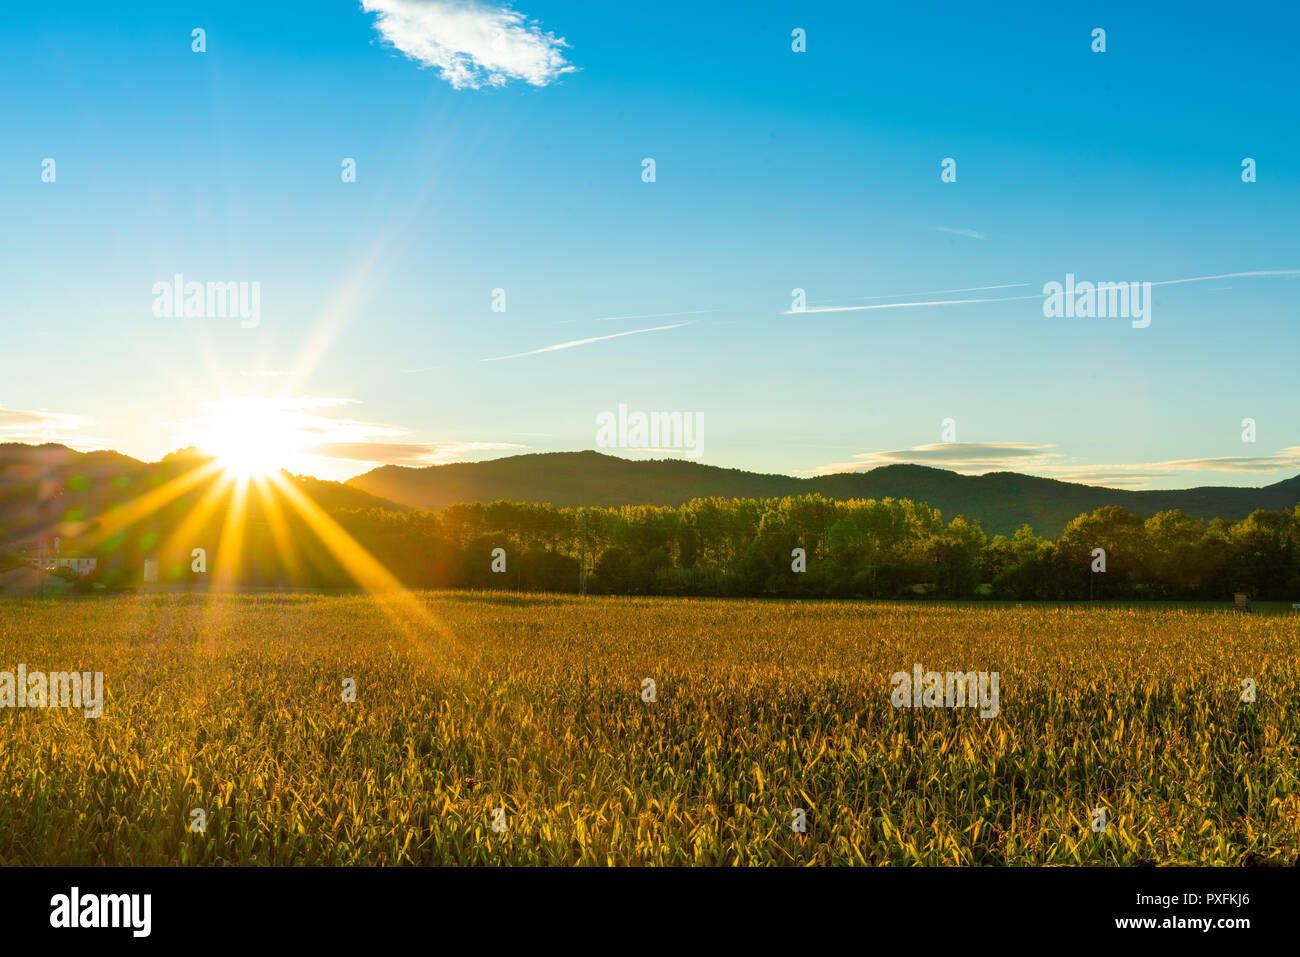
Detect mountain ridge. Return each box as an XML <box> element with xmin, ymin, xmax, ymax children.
<box><xmin>4</xmin><ymin>443</ymin><xmax>1297</xmax><ymax>542</ymax></box>
<box><xmin>346</xmin><ymin>450</ymin><xmax>1300</xmax><ymax>537</ymax></box>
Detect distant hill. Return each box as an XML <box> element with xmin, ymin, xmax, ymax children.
<box><xmin>347</xmin><ymin>450</ymin><xmax>1300</xmax><ymax>537</ymax></box>
<box><xmin>4</xmin><ymin>444</ymin><xmax>1297</xmax><ymax>544</ymax></box>
<box><xmin>0</xmin><ymin>443</ymin><xmax>405</xmax><ymax>548</ymax></box>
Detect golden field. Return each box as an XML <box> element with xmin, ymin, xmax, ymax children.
<box><xmin>0</xmin><ymin>592</ymin><xmax>1296</xmax><ymax>865</ymax></box>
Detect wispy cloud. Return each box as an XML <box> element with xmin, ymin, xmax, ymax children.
<box><xmin>0</xmin><ymin>408</ymin><xmax>97</xmax><ymax>446</ymax></box>
<box><xmin>361</xmin><ymin>0</ymin><xmax>575</xmax><ymax>89</ymax></box>
<box><xmin>180</xmin><ymin>398</ymin><xmax>386</xmax><ymax>452</ymax></box>
<box><xmin>814</xmin><ymin>442</ymin><xmax>1059</xmax><ymax>475</ymax></box>
<box><xmin>936</xmin><ymin>226</ymin><xmax>986</xmax><ymax>240</ymax></box>
<box><xmin>1162</xmin><ymin>450</ymin><xmax>1300</xmax><ymax>471</ymax></box>
<box><xmin>812</xmin><ymin>443</ymin><xmax>1300</xmax><ymax>489</ymax></box>
<box><xmin>180</xmin><ymin>397</ymin><xmax>525</xmax><ymax>472</ymax></box>
<box><xmin>480</xmin><ymin>320</ymin><xmax>693</xmax><ymax>361</ymax></box>
<box><xmin>1033</xmin><ymin>450</ymin><xmax>1300</xmax><ymax>476</ymax></box>
<box><xmin>0</xmin><ymin>408</ymin><xmax>93</xmax><ymax>431</ymax></box>
<box><xmin>312</xmin><ymin>440</ymin><xmax>525</xmax><ymax>465</ymax></box>
<box><xmin>1045</xmin><ymin>471</ymin><xmax>1174</xmax><ymax>488</ymax></box>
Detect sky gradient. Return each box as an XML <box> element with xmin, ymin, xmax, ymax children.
<box><xmin>2</xmin><ymin>1</ymin><xmax>1297</xmax><ymax>489</ymax></box>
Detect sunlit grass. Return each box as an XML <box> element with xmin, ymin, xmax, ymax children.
<box><xmin>0</xmin><ymin>594</ymin><xmax>1296</xmax><ymax>865</ymax></box>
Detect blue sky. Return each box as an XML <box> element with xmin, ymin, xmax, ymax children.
<box><xmin>1</xmin><ymin>0</ymin><xmax>1297</xmax><ymax>489</ymax></box>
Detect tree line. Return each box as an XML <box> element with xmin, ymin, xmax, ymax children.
<box><xmin>32</xmin><ymin>493</ymin><xmax>1300</xmax><ymax>600</ymax></box>
<box><xmin>322</xmin><ymin>496</ymin><xmax>1300</xmax><ymax>600</ymax></box>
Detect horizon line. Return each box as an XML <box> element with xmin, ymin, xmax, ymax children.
<box><xmin>3</xmin><ymin>440</ymin><xmax>1298</xmax><ymax>495</ymax></box>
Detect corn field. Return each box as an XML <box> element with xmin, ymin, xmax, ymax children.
<box><xmin>0</xmin><ymin>592</ymin><xmax>1296</xmax><ymax>865</ymax></box>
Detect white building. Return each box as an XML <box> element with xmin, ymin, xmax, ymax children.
<box><xmin>39</xmin><ymin>557</ymin><xmax>97</xmax><ymax>576</ymax></box>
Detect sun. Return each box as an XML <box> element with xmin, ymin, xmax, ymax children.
<box><xmin>210</xmin><ymin>431</ymin><xmax>283</xmax><ymax>479</ymax></box>
<box><xmin>191</xmin><ymin>398</ymin><xmax>311</xmax><ymax>480</ymax></box>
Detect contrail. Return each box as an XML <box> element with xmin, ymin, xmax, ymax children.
<box><xmin>792</xmin><ymin>270</ymin><xmax>1298</xmax><ymax>315</ymax></box>
<box><xmin>481</xmin><ymin>321</ymin><xmax>694</xmax><ymax>361</ymax></box>
<box><xmin>850</xmin><ymin>282</ymin><xmax>1031</xmax><ymax>301</ymax></box>
<box><xmin>1148</xmin><ymin>269</ymin><xmax>1300</xmax><ymax>286</ymax></box>
<box><xmin>785</xmin><ymin>295</ymin><xmax>1040</xmax><ymax>315</ymax></box>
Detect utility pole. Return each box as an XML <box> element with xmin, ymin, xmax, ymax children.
<box><xmin>579</xmin><ymin>510</ymin><xmax>588</xmax><ymax>596</ymax></box>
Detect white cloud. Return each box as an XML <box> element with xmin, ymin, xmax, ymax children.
<box><xmin>313</xmin><ymin>440</ymin><xmax>526</xmax><ymax>465</ymax></box>
<box><xmin>0</xmin><ymin>408</ymin><xmax>97</xmax><ymax>446</ymax></box>
<box><xmin>1046</xmin><ymin>450</ymin><xmax>1300</xmax><ymax>475</ymax></box>
<box><xmin>177</xmin><ymin>396</ymin><xmax>529</xmax><ymax>474</ymax></box>
<box><xmin>1045</xmin><ymin>472</ymin><xmax>1175</xmax><ymax>488</ymax></box>
<box><xmin>812</xmin><ymin>443</ymin><xmax>1300</xmax><ymax>489</ymax></box>
<box><xmin>0</xmin><ymin>408</ymin><xmax>93</xmax><ymax>431</ymax></box>
<box><xmin>361</xmin><ymin>0</ymin><xmax>576</xmax><ymax>90</ymax></box>
<box><xmin>936</xmin><ymin>226</ymin><xmax>986</xmax><ymax>240</ymax></box>
<box><xmin>814</xmin><ymin>443</ymin><xmax>1059</xmax><ymax>475</ymax></box>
